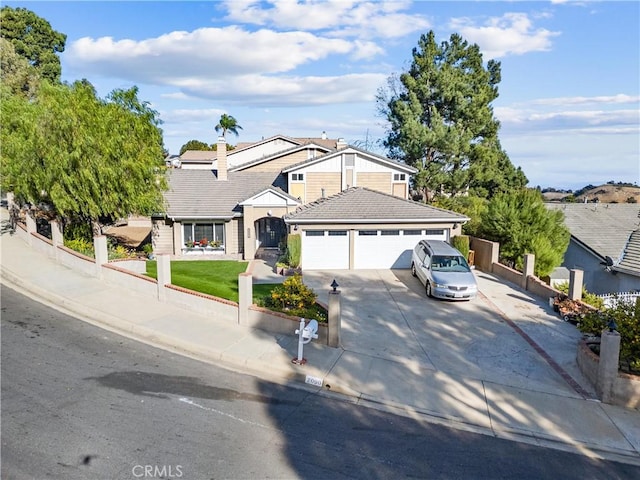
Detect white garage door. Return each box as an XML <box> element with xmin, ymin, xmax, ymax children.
<box><xmin>302</xmin><ymin>230</ymin><xmax>349</xmax><ymax>270</ymax></box>
<box><xmin>354</xmin><ymin>228</ymin><xmax>447</xmax><ymax>269</ymax></box>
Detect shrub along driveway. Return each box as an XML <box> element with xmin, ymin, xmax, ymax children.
<box><xmin>302</xmin><ymin>268</ymin><xmax>593</xmax><ymax>398</ymax></box>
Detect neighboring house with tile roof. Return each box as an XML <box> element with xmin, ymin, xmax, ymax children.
<box><xmin>178</xmin><ymin>133</ymin><xmax>345</xmax><ymax>170</ymax></box>
<box><xmin>153</xmin><ymin>135</ymin><xmax>467</xmax><ymax>269</ymax></box>
<box><xmin>546</xmin><ymin>203</ymin><xmax>640</xmax><ymax>294</ymax></box>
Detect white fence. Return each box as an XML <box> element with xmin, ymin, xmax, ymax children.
<box><xmin>599</xmin><ymin>291</ymin><xmax>640</xmax><ymax>308</ymax></box>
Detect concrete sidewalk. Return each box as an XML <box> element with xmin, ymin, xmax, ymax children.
<box><xmin>1</xmin><ymin>220</ymin><xmax>639</xmax><ymax>466</ymax></box>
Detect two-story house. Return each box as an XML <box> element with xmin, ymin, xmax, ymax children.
<box><xmin>153</xmin><ymin>134</ymin><xmax>468</xmax><ymax>270</ymax></box>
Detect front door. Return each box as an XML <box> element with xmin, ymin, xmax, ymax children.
<box><xmin>257</xmin><ymin>217</ymin><xmax>286</xmax><ymax>248</ymax></box>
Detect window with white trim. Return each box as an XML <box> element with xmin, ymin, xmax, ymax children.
<box><xmin>393</xmin><ymin>173</ymin><xmax>406</xmax><ymax>181</ymax></box>
<box><xmin>183</xmin><ymin>222</ymin><xmax>224</xmax><ymax>247</ymax></box>
<box><xmin>292</xmin><ymin>173</ymin><xmax>304</xmax><ymax>181</ymax></box>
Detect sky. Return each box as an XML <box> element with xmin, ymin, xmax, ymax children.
<box><xmin>6</xmin><ymin>0</ymin><xmax>640</xmax><ymax>190</ymax></box>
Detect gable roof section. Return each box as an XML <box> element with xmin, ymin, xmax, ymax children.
<box><xmin>239</xmin><ymin>188</ymin><xmax>300</xmax><ymax>207</ymax></box>
<box><xmin>284</xmin><ymin>187</ymin><xmax>468</xmax><ymax>224</ymax></box>
<box><xmin>546</xmin><ymin>203</ymin><xmax>640</xmax><ymax>263</ymax></box>
<box><xmin>229</xmin><ymin>142</ymin><xmax>333</xmax><ymax>172</ymax></box>
<box><xmin>233</xmin><ymin>134</ymin><xmax>301</xmax><ymax>153</ymax></box>
<box><xmin>282</xmin><ymin>145</ymin><xmax>417</xmax><ymax>174</ymax></box>
<box><xmin>616</xmin><ymin>229</ymin><xmax>640</xmax><ymax>276</ymax></box>
<box><xmin>164</xmin><ymin>169</ymin><xmax>287</xmax><ymax>219</ymax></box>
<box><xmin>235</xmin><ymin>134</ymin><xmax>339</xmax><ymax>152</ymax></box>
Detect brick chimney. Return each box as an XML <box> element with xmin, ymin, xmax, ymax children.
<box><xmin>217</xmin><ymin>136</ymin><xmax>227</xmax><ymax>181</ymax></box>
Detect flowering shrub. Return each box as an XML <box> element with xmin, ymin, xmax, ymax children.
<box><xmin>260</xmin><ymin>274</ymin><xmax>326</xmax><ymax>322</ymax></box>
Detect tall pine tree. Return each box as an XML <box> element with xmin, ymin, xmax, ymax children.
<box><xmin>377</xmin><ymin>31</ymin><xmax>526</xmax><ymax>202</ymax></box>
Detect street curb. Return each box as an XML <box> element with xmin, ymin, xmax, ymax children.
<box><xmin>2</xmin><ymin>264</ymin><xmax>640</xmax><ymax>467</ymax></box>
<box><xmin>0</xmin><ymin>265</ymin><xmax>314</xmax><ymax>390</ymax></box>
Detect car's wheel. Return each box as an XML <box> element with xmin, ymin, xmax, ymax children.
<box><xmin>426</xmin><ymin>282</ymin><xmax>432</xmax><ymax>297</ymax></box>
<box><xmin>411</xmin><ymin>262</ymin><xmax>417</xmax><ymax>277</ymax></box>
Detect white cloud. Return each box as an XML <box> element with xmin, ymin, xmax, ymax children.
<box><xmin>178</xmin><ymin>72</ymin><xmax>387</xmax><ymax>106</ymax></box>
<box><xmin>67</xmin><ymin>26</ymin><xmax>354</xmax><ymax>79</ymax></box>
<box><xmin>530</xmin><ymin>94</ymin><xmax>640</xmax><ymax>106</ymax></box>
<box><xmin>449</xmin><ymin>12</ymin><xmax>561</xmax><ymax>58</ymax></box>
<box><xmin>223</xmin><ymin>0</ymin><xmax>430</xmax><ymax>39</ymax></box>
<box><xmin>497</xmin><ymin>106</ymin><xmax>639</xmax><ymax>133</ymax></box>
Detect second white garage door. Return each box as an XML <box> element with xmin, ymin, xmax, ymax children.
<box><xmin>354</xmin><ymin>229</ymin><xmax>447</xmax><ymax>269</ymax></box>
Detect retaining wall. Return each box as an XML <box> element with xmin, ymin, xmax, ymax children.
<box><xmin>57</xmin><ymin>246</ymin><xmax>96</xmax><ymax>277</ymax></box>
<box><xmin>247</xmin><ymin>306</ymin><xmax>329</xmax><ymax>344</ymax></box>
<box><xmin>577</xmin><ymin>340</ymin><xmax>640</xmax><ymax>410</ymax></box>
<box><xmin>102</xmin><ymin>263</ymin><xmax>157</xmax><ymax>298</ymax></box>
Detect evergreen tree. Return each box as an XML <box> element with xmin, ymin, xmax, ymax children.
<box><xmin>478</xmin><ymin>189</ymin><xmax>570</xmax><ymax>277</ymax></box>
<box><xmin>377</xmin><ymin>31</ymin><xmax>526</xmax><ymax>202</ymax></box>
<box><xmin>0</xmin><ymin>6</ymin><xmax>66</xmax><ymax>83</ymax></box>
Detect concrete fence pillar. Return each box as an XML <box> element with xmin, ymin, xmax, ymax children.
<box><xmin>328</xmin><ymin>289</ymin><xmax>341</xmax><ymax>347</ymax></box>
<box><xmin>25</xmin><ymin>212</ymin><xmax>36</xmax><ymax>245</ymax></box>
<box><xmin>522</xmin><ymin>253</ymin><xmax>535</xmax><ymax>290</ymax></box>
<box><xmin>93</xmin><ymin>235</ymin><xmax>108</xmax><ymax>278</ymax></box>
<box><xmin>569</xmin><ymin>269</ymin><xmax>584</xmax><ymax>301</ymax></box>
<box><xmin>597</xmin><ymin>329</ymin><xmax>621</xmax><ymax>404</ymax></box>
<box><xmin>156</xmin><ymin>254</ymin><xmax>171</xmax><ymax>301</ymax></box>
<box><xmin>238</xmin><ymin>273</ymin><xmax>252</xmax><ymax>325</ymax></box>
<box><xmin>50</xmin><ymin>219</ymin><xmax>63</xmax><ymax>260</ymax></box>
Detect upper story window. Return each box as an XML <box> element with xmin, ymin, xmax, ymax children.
<box><xmin>345</xmin><ymin>153</ymin><xmax>355</xmax><ymax>167</ymax></box>
<box><xmin>393</xmin><ymin>173</ymin><xmax>406</xmax><ymax>181</ymax></box>
<box><xmin>291</xmin><ymin>173</ymin><xmax>304</xmax><ymax>181</ymax></box>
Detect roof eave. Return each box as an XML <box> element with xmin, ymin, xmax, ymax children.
<box><xmin>284</xmin><ymin>217</ymin><xmax>466</xmax><ymax>224</ymax></box>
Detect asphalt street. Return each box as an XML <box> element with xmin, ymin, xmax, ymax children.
<box><xmin>2</xmin><ymin>285</ymin><xmax>639</xmax><ymax>480</ymax></box>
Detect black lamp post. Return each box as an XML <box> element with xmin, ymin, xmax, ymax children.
<box><xmin>331</xmin><ymin>279</ymin><xmax>339</xmax><ymax>292</ymax></box>
<box><xmin>607</xmin><ymin>318</ymin><xmax>618</xmax><ymax>333</ymax></box>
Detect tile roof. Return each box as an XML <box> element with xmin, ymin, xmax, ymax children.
<box><xmin>233</xmin><ymin>134</ymin><xmax>339</xmax><ymax>154</ymax></box>
<box><xmin>546</xmin><ymin>203</ymin><xmax>640</xmax><ymax>263</ymax></box>
<box><xmin>616</xmin><ymin>230</ymin><xmax>640</xmax><ymax>276</ymax></box>
<box><xmin>284</xmin><ymin>187</ymin><xmax>469</xmax><ymax>223</ymax></box>
<box><xmin>179</xmin><ymin>150</ymin><xmax>216</xmax><ymax>161</ymax></box>
<box><xmin>229</xmin><ymin>142</ymin><xmax>332</xmax><ymax>172</ymax></box>
<box><xmin>164</xmin><ymin>170</ymin><xmax>287</xmax><ymax>218</ymax></box>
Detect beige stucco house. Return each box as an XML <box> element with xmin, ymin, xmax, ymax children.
<box><xmin>153</xmin><ymin>134</ymin><xmax>468</xmax><ymax>270</ymax></box>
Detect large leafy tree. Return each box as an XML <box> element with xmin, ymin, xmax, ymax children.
<box><xmin>477</xmin><ymin>189</ymin><xmax>570</xmax><ymax>277</ymax></box>
<box><xmin>377</xmin><ymin>31</ymin><xmax>526</xmax><ymax>202</ymax></box>
<box><xmin>214</xmin><ymin>113</ymin><xmax>242</xmax><ymax>138</ymax></box>
<box><xmin>1</xmin><ymin>80</ymin><xmax>167</xmax><ymax>235</ymax></box>
<box><xmin>0</xmin><ymin>6</ymin><xmax>66</xmax><ymax>83</ymax></box>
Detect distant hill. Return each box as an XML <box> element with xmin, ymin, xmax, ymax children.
<box><xmin>542</xmin><ymin>184</ymin><xmax>640</xmax><ymax>203</ymax></box>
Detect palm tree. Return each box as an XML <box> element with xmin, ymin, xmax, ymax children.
<box><xmin>215</xmin><ymin>114</ymin><xmax>242</xmax><ymax>138</ymax></box>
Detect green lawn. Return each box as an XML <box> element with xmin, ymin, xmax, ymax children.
<box><xmin>146</xmin><ymin>260</ymin><xmax>277</xmax><ymax>303</ymax></box>
<box><xmin>145</xmin><ymin>260</ymin><xmax>326</xmax><ymax>320</ymax></box>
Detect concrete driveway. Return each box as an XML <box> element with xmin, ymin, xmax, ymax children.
<box><xmin>302</xmin><ymin>268</ymin><xmax>593</xmax><ymax>398</ymax></box>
